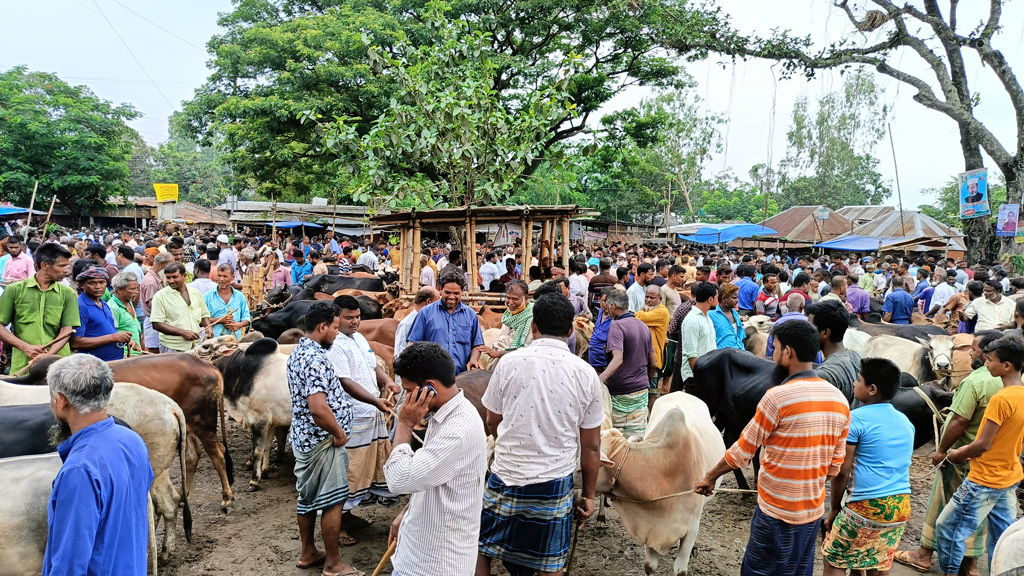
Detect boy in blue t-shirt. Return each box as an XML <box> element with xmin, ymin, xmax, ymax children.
<box><xmin>822</xmin><ymin>357</ymin><xmax>915</xmax><ymax>575</ymax></box>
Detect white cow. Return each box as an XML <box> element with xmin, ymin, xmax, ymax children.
<box><xmin>596</xmin><ymin>392</ymin><xmax>725</xmax><ymax>576</ymax></box>
<box><xmin>858</xmin><ymin>334</ymin><xmax>955</xmax><ymax>385</ymax></box>
<box><xmin>0</xmin><ymin>380</ymin><xmax>189</xmax><ymax>564</ymax></box>
<box><xmin>843</xmin><ymin>327</ymin><xmax>871</xmax><ymax>353</ymax></box>
<box><xmin>992</xmin><ymin>516</ymin><xmax>1024</xmax><ymax>575</ymax></box>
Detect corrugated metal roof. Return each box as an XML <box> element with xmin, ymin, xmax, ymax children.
<box><xmin>836</xmin><ymin>205</ymin><xmax>895</xmax><ymax>223</ymax></box>
<box><xmin>847</xmin><ymin>211</ymin><xmax>966</xmax><ymax>250</ymax></box>
<box><xmin>756</xmin><ymin>206</ymin><xmax>854</xmax><ymax>243</ymax></box>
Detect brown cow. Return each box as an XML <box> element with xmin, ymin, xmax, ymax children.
<box><xmin>475</xmin><ymin>305</ymin><xmax>504</xmax><ymax>330</ymax></box>
<box><xmin>358</xmin><ymin>318</ymin><xmax>399</xmax><ymax>348</ymax></box>
<box><xmin>109</xmin><ymin>354</ymin><xmax>236</xmax><ymax>512</ymax></box>
<box><xmin>368</xmin><ymin>340</ymin><xmax>395</xmax><ymax>376</ymax></box>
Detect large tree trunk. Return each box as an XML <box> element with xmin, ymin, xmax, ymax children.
<box><xmin>959</xmin><ymin>124</ymin><xmax>993</xmax><ymax>263</ymax></box>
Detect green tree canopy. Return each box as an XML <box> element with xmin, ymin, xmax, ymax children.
<box><xmin>181</xmin><ymin>0</ymin><xmax>689</xmax><ymax>200</ymax></box>
<box><xmin>0</xmin><ymin>66</ymin><xmax>140</xmax><ymax>222</ymax></box>
<box><xmin>149</xmin><ymin>116</ymin><xmax>234</xmax><ymax>208</ymax></box>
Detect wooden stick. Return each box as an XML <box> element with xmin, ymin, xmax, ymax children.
<box><xmin>370</xmin><ymin>538</ymin><xmax>398</xmax><ymax>576</ymax></box>
<box><xmin>42</xmin><ymin>195</ymin><xmax>57</xmax><ymax>233</ymax></box>
<box><xmin>11</xmin><ymin>332</ymin><xmax>73</xmax><ymax>376</ymax></box>
<box><xmin>26</xmin><ymin>181</ymin><xmax>38</xmax><ymax>225</ymax></box>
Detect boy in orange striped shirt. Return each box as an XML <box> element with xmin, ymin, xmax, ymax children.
<box><xmin>695</xmin><ymin>320</ymin><xmax>851</xmax><ymax>576</ymax></box>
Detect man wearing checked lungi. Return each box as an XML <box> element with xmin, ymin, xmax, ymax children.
<box><xmin>287</xmin><ymin>301</ymin><xmax>394</xmax><ymax>576</ymax></box>
<box><xmin>476</xmin><ymin>293</ymin><xmax>605</xmax><ymax>576</ymax></box>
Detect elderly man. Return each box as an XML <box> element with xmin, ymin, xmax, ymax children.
<box><xmin>150</xmin><ymin>263</ymin><xmax>213</xmax><ymax>353</ymax></box>
<box><xmin>204</xmin><ymin>264</ymin><xmax>252</xmax><ymax>340</ymax></box>
<box><xmin>963</xmin><ymin>280</ymin><xmax>1015</xmax><ymax>331</ymax></box>
<box><xmin>140</xmin><ymin>252</ymin><xmax>171</xmax><ymax>354</ymax></box>
<box><xmin>636</xmin><ymin>284</ymin><xmax>670</xmax><ymax>409</ymax></box>
<box><xmin>476</xmin><ymin>294</ymin><xmax>603</xmax><ymax>576</ymax></box>
<box><xmin>70</xmin><ymin>267</ymin><xmax>134</xmax><ymax>361</ymax></box>
<box><xmin>215</xmin><ymin>234</ymin><xmax>237</xmax><ymax>276</ymax></box>
<box><xmin>407</xmin><ymin>271</ymin><xmax>484</xmax><ymax>374</ymax></box>
<box><xmin>109</xmin><ymin>271</ymin><xmax>144</xmax><ymax>356</ymax></box>
<box><xmin>627</xmin><ymin>262</ymin><xmax>655</xmax><ymax>313</ymax></box>
<box><xmin>481</xmin><ymin>280</ymin><xmax>533</xmax><ymax>361</ymax></box>
<box><xmin>710</xmin><ymin>283</ymin><xmax>746</xmax><ymax>350</ymax></box>
<box><xmin>1</xmin><ymin>235</ymin><xmax>34</xmax><ymax>282</ymax></box>
<box><xmin>114</xmin><ymin>245</ymin><xmax>145</xmax><ymax>313</ymax></box>
<box><xmin>386</xmin><ymin>341</ymin><xmax>487</xmax><ymax>576</ymax></box>
<box><xmin>766</xmin><ymin>293</ymin><xmax>816</xmax><ymax>359</ymax></box>
<box><xmin>43</xmin><ymin>354</ymin><xmax>153</xmax><ymax>576</ymax></box>
<box><xmin>0</xmin><ymin>243</ymin><xmax>79</xmax><ymax>373</ymax></box>
<box><xmin>926</xmin><ymin>270</ymin><xmax>961</xmax><ymax>318</ymax></box>
<box><xmin>598</xmin><ymin>288</ymin><xmax>655</xmax><ymax>437</ymax></box>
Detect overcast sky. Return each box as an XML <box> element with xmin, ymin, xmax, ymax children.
<box><xmin>3</xmin><ymin>0</ymin><xmax>1022</xmax><ymax>213</ymax></box>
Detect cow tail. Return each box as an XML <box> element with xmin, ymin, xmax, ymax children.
<box><xmin>219</xmin><ymin>384</ymin><xmax>234</xmax><ymax>486</ymax></box>
<box><xmin>175</xmin><ymin>407</ymin><xmax>193</xmax><ymax>544</ymax></box>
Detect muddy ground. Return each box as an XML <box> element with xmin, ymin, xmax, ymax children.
<box><xmin>162</xmin><ymin>422</ymin><xmax>987</xmax><ymax>576</ymax></box>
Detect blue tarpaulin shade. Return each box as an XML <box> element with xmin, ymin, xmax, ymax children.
<box><xmin>265</xmin><ymin>220</ymin><xmax>324</xmax><ymax>229</ymax></box>
<box><xmin>678</xmin><ymin>223</ymin><xmax>779</xmax><ymax>244</ymax></box>
<box><xmin>0</xmin><ymin>206</ymin><xmax>29</xmax><ymax>217</ymax></box>
<box><xmin>813</xmin><ymin>235</ymin><xmax>910</xmax><ymax>251</ymax></box>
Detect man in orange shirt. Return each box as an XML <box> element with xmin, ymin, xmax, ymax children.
<box><xmin>695</xmin><ymin>320</ymin><xmax>850</xmax><ymax>576</ymax></box>
<box><xmin>934</xmin><ymin>335</ymin><xmax>1024</xmax><ymax>576</ymax></box>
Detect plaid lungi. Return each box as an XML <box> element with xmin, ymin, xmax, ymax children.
<box><xmin>479</xmin><ymin>473</ymin><xmax>574</xmax><ymax>573</ymax></box>
<box><xmin>610</xmin><ymin>389</ymin><xmax>648</xmax><ymax>437</ymax></box>
<box><xmin>343</xmin><ymin>413</ymin><xmax>394</xmax><ymax>511</ymax></box>
<box><xmin>921</xmin><ymin>461</ymin><xmax>987</xmax><ymax>556</ymax></box>
<box><xmin>294</xmin><ymin>437</ymin><xmax>350</xmax><ymax>515</ymax></box>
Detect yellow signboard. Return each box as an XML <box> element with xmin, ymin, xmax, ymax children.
<box><xmin>153</xmin><ymin>183</ymin><xmax>179</xmax><ymax>203</ymax></box>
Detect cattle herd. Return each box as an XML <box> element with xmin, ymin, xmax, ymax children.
<box><xmin>1</xmin><ymin>267</ymin><xmax>1022</xmax><ymax>576</ymax></box>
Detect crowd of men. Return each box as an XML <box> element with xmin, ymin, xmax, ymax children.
<box><xmin>3</xmin><ymin>217</ymin><xmax>1023</xmax><ymax>576</ymax></box>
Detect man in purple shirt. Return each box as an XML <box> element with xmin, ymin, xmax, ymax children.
<box><xmin>845</xmin><ymin>273</ymin><xmax>871</xmax><ymax>317</ymax></box>
<box><xmin>598</xmin><ymin>288</ymin><xmax>655</xmax><ymax>437</ymax></box>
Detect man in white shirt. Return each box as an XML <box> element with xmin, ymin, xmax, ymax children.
<box><xmin>187</xmin><ymin>259</ymin><xmax>218</xmax><ymax>295</ymax></box>
<box><xmin>356</xmin><ymin>245</ymin><xmax>378</xmax><ymax>271</ymax></box>
<box><xmin>476</xmin><ymin>293</ymin><xmax>603</xmax><ymax>575</ymax></box>
<box><xmin>926</xmin><ymin>270</ymin><xmax>961</xmax><ymax>318</ymax></box>
<box><xmin>479</xmin><ymin>252</ymin><xmax>502</xmax><ymax>291</ymax></box>
<box><xmin>386</xmin><ymin>342</ymin><xmax>487</xmax><ymax>576</ymax></box>
<box><xmin>963</xmin><ymin>280</ymin><xmax>1015</xmax><ymax>330</ymax></box>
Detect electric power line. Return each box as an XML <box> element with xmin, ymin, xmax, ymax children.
<box><xmin>108</xmin><ymin>0</ymin><xmax>207</xmax><ymax>53</ymax></box>
<box><xmin>71</xmin><ymin>0</ymin><xmax>199</xmax><ymax>65</ymax></box>
<box><xmin>91</xmin><ymin>0</ymin><xmax>175</xmax><ymax>108</ymax></box>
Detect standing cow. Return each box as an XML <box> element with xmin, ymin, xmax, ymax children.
<box><xmin>597</xmin><ymin>392</ymin><xmax>725</xmax><ymax>576</ymax></box>
<box><xmin>858</xmin><ymin>334</ymin><xmax>955</xmax><ymax>385</ymax></box>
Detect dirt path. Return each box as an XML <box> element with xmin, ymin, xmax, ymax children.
<box><xmin>162</xmin><ymin>423</ymin><xmax>988</xmax><ymax>575</ymax></box>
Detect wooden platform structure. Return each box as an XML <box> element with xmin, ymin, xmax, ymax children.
<box><xmin>372</xmin><ymin>205</ymin><xmax>598</xmax><ymax>295</ymax></box>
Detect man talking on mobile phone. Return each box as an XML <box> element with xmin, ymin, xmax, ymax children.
<box><xmin>385</xmin><ymin>342</ymin><xmax>487</xmax><ymax>576</ymax></box>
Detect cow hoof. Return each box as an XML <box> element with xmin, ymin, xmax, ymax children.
<box><xmin>221</xmin><ymin>501</ymin><xmax>235</xmax><ymax>514</ymax></box>
<box><xmin>158</xmin><ymin>551</ymin><xmax>171</xmax><ymax>564</ymax></box>
<box><xmin>247</xmin><ymin>481</ymin><xmax>261</xmax><ymax>492</ymax></box>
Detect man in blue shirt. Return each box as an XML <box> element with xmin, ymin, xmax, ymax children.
<box><xmin>735</xmin><ymin>264</ymin><xmax>760</xmax><ymax>315</ymax></box>
<box><xmin>407</xmin><ymin>271</ymin><xmax>484</xmax><ymax>374</ymax></box>
<box><xmin>204</xmin><ymin>263</ymin><xmax>252</xmax><ymax>339</ymax></box>
<box><xmin>882</xmin><ymin>277</ymin><xmax>915</xmax><ymax>325</ymax></box>
<box><xmin>709</xmin><ymin>283</ymin><xmax>746</xmax><ymax>350</ymax></box>
<box><xmin>291</xmin><ymin>249</ymin><xmax>314</xmax><ymax>285</ymax></box>
<box><xmin>70</xmin><ymin>267</ymin><xmax>134</xmax><ymax>361</ymax></box>
<box><xmin>588</xmin><ymin>289</ymin><xmax>613</xmax><ymax>372</ymax></box>
<box><xmin>44</xmin><ymin>354</ymin><xmax>153</xmax><ymax>576</ymax></box>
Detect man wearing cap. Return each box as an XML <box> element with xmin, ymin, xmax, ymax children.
<box><xmin>71</xmin><ymin>267</ymin><xmax>135</xmax><ymax>361</ymax></box>
<box><xmin>216</xmin><ymin>234</ymin><xmax>238</xmax><ymax>276</ymax></box>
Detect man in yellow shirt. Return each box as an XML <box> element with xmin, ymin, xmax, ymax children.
<box><xmin>635</xmin><ymin>285</ymin><xmax>669</xmax><ymax>410</ymax></box>
<box><xmin>934</xmin><ymin>335</ymin><xmax>1024</xmax><ymax>576</ymax></box>
<box><xmin>150</xmin><ymin>262</ymin><xmax>214</xmax><ymax>353</ymax></box>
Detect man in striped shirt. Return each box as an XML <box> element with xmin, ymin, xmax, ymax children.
<box><xmin>695</xmin><ymin>320</ymin><xmax>850</xmax><ymax>576</ymax></box>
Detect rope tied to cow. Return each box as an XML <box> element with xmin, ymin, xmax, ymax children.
<box><xmin>605</xmin><ymin>439</ymin><xmax>758</xmax><ymax>503</ymax></box>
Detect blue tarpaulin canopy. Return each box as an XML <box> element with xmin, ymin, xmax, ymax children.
<box><xmin>678</xmin><ymin>223</ymin><xmax>779</xmax><ymax>244</ymax></box>
<box><xmin>266</xmin><ymin>220</ymin><xmax>324</xmax><ymax>229</ymax></box>
<box><xmin>0</xmin><ymin>206</ymin><xmax>29</xmax><ymax>217</ymax></box>
<box><xmin>813</xmin><ymin>235</ymin><xmax>910</xmax><ymax>251</ymax></box>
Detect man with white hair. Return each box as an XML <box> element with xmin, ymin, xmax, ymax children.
<box><xmin>43</xmin><ymin>354</ymin><xmax>153</xmax><ymax>576</ymax></box>
<box><xmin>216</xmin><ymin>234</ymin><xmax>238</xmax><ymax>276</ymax></box>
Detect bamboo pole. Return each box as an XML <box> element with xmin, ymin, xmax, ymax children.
<box><xmin>27</xmin><ymin>181</ymin><xmax>38</xmax><ymax>226</ymax></box>
<box><xmin>410</xmin><ymin>221</ymin><xmax>422</xmax><ymax>293</ymax></box>
<box><xmin>400</xmin><ymin>225</ymin><xmax>411</xmax><ymax>293</ymax></box>
<box><xmin>43</xmin><ymin>195</ymin><xmax>58</xmax><ymax>234</ymax></box>
<box><xmin>519</xmin><ymin>216</ymin><xmax>528</xmax><ymax>279</ymax></box>
<box><xmin>466</xmin><ymin>214</ymin><xmax>478</xmax><ymax>291</ymax></box>
<box><xmin>540</xmin><ymin>219</ymin><xmax>551</xmax><ymax>262</ymax></box>
<box><xmin>561</xmin><ymin>216</ymin><xmax>570</xmax><ymax>269</ymax></box>
<box><xmin>523</xmin><ymin>218</ymin><xmax>534</xmax><ymax>282</ymax></box>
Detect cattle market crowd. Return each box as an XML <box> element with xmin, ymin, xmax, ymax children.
<box><xmin>0</xmin><ymin>218</ymin><xmax>1023</xmax><ymax>576</ymax></box>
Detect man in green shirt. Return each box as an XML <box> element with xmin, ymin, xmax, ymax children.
<box><xmin>109</xmin><ymin>271</ymin><xmax>143</xmax><ymax>356</ymax></box>
<box><xmin>894</xmin><ymin>330</ymin><xmax>1005</xmax><ymax>574</ymax></box>
<box><xmin>0</xmin><ymin>243</ymin><xmax>80</xmax><ymax>373</ymax></box>
<box><xmin>150</xmin><ymin>262</ymin><xmax>212</xmax><ymax>353</ymax></box>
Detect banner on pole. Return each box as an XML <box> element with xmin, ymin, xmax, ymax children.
<box><xmin>958</xmin><ymin>168</ymin><xmax>990</xmax><ymax>219</ymax></box>
<box><xmin>153</xmin><ymin>183</ymin><xmax>179</xmax><ymax>203</ymax></box>
<box><xmin>997</xmin><ymin>204</ymin><xmax>1019</xmax><ymax>237</ymax></box>
<box><xmin>493</xmin><ymin>223</ymin><xmax>512</xmax><ymax>247</ymax></box>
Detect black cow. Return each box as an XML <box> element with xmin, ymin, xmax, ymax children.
<box><xmin>305</xmin><ymin>273</ymin><xmax>384</xmax><ymax>294</ymax></box>
<box><xmin>0</xmin><ymin>404</ymin><xmax>58</xmax><ymax>459</ymax></box>
<box><xmin>687</xmin><ymin>348</ymin><xmax>954</xmax><ymax>490</ymax></box>
<box><xmin>356</xmin><ymin>295</ymin><xmax>383</xmax><ymax>320</ymax></box>
<box><xmin>848</xmin><ymin>315</ymin><xmax>948</xmax><ymax>340</ymax></box>
<box><xmin>0</xmin><ymin>356</ymin><xmax>61</xmax><ymax>385</ymax></box>
<box><xmin>252</xmin><ymin>300</ymin><xmax>322</xmax><ymax>340</ymax></box>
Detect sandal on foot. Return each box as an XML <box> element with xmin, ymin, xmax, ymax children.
<box><xmin>893</xmin><ymin>551</ymin><xmax>930</xmax><ymax>573</ymax></box>
<box><xmin>339</xmin><ymin>534</ymin><xmax>358</xmax><ymax>546</ymax></box>
<box><xmin>296</xmin><ymin>551</ymin><xmax>326</xmax><ymax>569</ymax></box>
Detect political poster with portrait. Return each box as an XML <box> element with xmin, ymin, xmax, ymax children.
<box><xmin>997</xmin><ymin>204</ymin><xmax>1019</xmax><ymax>236</ymax></box>
<box><xmin>958</xmin><ymin>168</ymin><xmax>990</xmax><ymax>219</ymax></box>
